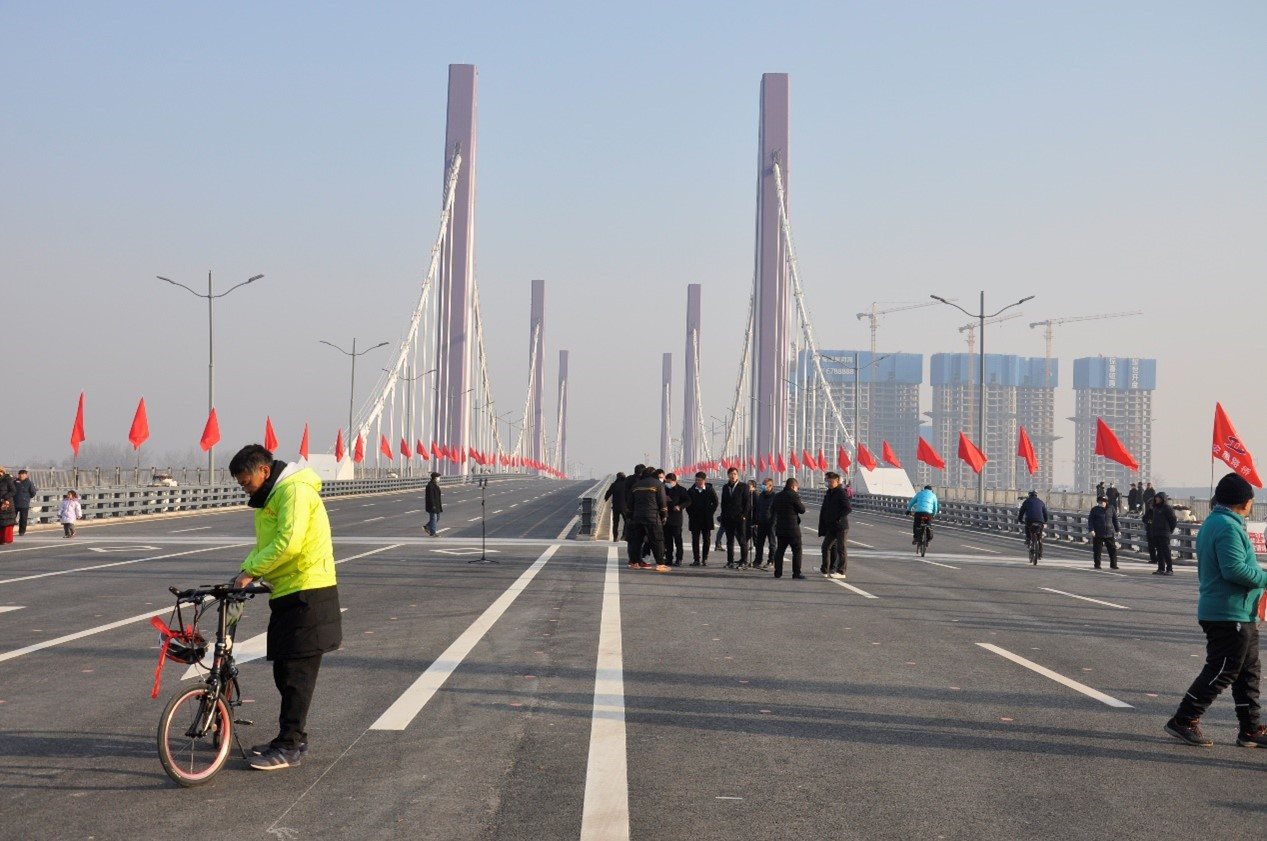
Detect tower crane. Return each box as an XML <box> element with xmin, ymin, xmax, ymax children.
<box><xmin>856</xmin><ymin>300</ymin><xmax>951</xmax><ymax>357</ymax></box>
<box><xmin>1029</xmin><ymin>311</ymin><xmax>1143</xmax><ymax>387</ymax></box>
<box><xmin>959</xmin><ymin>311</ymin><xmax>1025</xmax><ymax>358</ymax></box>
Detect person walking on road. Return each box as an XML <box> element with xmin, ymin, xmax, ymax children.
<box><xmin>719</xmin><ymin>467</ymin><xmax>752</xmax><ymax>569</ymax></box>
<box><xmin>1164</xmin><ymin>473</ymin><xmax>1267</xmax><ymax>748</ymax></box>
<box><xmin>424</xmin><ymin>471</ymin><xmax>443</xmax><ymax>537</ymax></box>
<box><xmin>771</xmin><ymin>478</ymin><xmax>806</xmax><ymax>579</ymax></box>
<box><xmin>626</xmin><ymin>466</ymin><xmax>669</xmax><ymax>571</ymax></box>
<box><xmin>605</xmin><ymin>472</ymin><xmax>628</xmax><ymax>542</ymax></box>
<box><xmin>0</xmin><ymin>467</ymin><xmax>15</xmax><ymax>544</ymax></box>
<box><xmin>1143</xmin><ymin>491</ymin><xmax>1178</xmax><ymax>575</ymax></box>
<box><xmin>818</xmin><ymin>472</ymin><xmax>851</xmax><ymax>578</ymax></box>
<box><xmin>57</xmin><ymin>490</ymin><xmax>82</xmax><ymax>538</ymax></box>
<box><xmin>1088</xmin><ymin>495</ymin><xmax>1120</xmax><ymax>570</ymax></box>
<box><xmin>229</xmin><ymin>444</ymin><xmax>342</xmax><ymax>771</ymax></box>
<box><xmin>686</xmin><ymin>472</ymin><xmax>718</xmax><ymax>566</ymax></box>
<box><xmin>752</xmin><ymin>477</ymin><xmax>777</xmax><ymax>569</ymax></box>
<box><xmin>13</xmin><ymin>469</ymin><xmax>36</xmax><ymax>537</ymax></box>
<box><xmin>662</xmin><ymin>473</ymin><xmax>691</xmax><ymax>566</ymax></box>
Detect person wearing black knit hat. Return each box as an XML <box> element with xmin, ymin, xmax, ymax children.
<box><xmin>1164</xmin><ymin>472</ymin><xmax>1267</xmax><ymax>748</ymax></box>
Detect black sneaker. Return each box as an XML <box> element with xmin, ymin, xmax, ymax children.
<box><xmin>251</xmin><ymin>741</ymin><xmax>308</xmax><ymax>756</ymax></box>
<box><xmin>1237</xmin><ymin>725</ymin><xmax>1267</xmax><ymax>747</ymax></box>
<box><xmin>1152</xmin><ymin>570</ymin><xmax>1165</xmax><ymax>575</ymax></box>
<box><xmin>249</xmin><ymin>746</ymin><xmax>304</xmax><ymax>770</ymax></box>
<box><xmin>1165</xmin><ymin>717</ymin><xmax>1213</xmax><ymax>747</ymax></box>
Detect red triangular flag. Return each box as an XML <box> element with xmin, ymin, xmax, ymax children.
<box><xmin>802</xmin><ymin>449</ymin><xmax>814</xmax><ymax>471</ymax></box>
<box><xmin>917</xmin><ymin>437</ymin><xmax>946</xmax><ymax>470</ymax></box>
<box><xmin>1094</xmin><ymin>417</ymin><xmax>1138</xmax><ymax>471</ymax></box>
<box><xmin>837</xmin><ymin>445</ymin><xmax>851</xmax><ymax>472</ymax></box>
<box><xmin>758</xmin><ymin>456</ymin><xmax>767</xmax><ymax>472</ymax></box>
<box><xmin>353</xmin><ymin>434</ymin><xmax>364</xmax><ymax>463</ymax></box>
<box><xmin>857</xmin><ymin>443</ymin><xmax>878</xmax><ymax>471</ymax></box>
<box><xmin>957</xmin><ymin>431</ymin><xmax>987</xmax><ymax>474</ymax></box>
<box><xmin>380</xmin><ymin>434</ymin><xmax>394</xmax><ymax>460</ymax></box>
<box><xmin>881</xmin><ymin>440</ymin><xmax>901</xmax><ymax>468</ymax></box>
<box><xmin>817</xmin><ymin>449</ymin><xmax>828</xmax><ymax>471</ymax></box>
<box><xmin>335</xmin><ymin>429</ymin><xmax>345</xmax><ymax>462</ymax></box>
<box><xmin>748</xmin><ymin>456</ymin><xmax>756</xmax><ymax>469</ymax></box>
<box><xmin>264</xmin><ymin>417</ymin><xmax>279</xmax><ymax>452</ymax></box>
<box><xmin>775</xmin><ymin>452</ymin><xmax>786</xmax><ymax>473</ymax></box>
<box><xmin>400</xmin><ymin>438</ymin><xmax>411</xmax><ymax>459</ymax></box>
<box><xmin>789</xmin><ymin>451</ymin><xmax>800</xmax><ymax>470</ymax></box>
<box><xmin>199</xmin><ymin>409</ymin><xmax>221</xmax><ymax>452</ymax></box>
<box><xmin>1213</xmin><ymin>403</ymin><xmax>1263</xmax><ymax>487</ymax></box>
<box><xmin>128</xmin><ymin>398</ymin><xmax>150</xmax><ymax>450</ymax></box>
<box><xmin>70</xmin><ymin>392</ymin><xmax>86</xmax><ymax>457</ymax></box>
<box><xmin>1017</xmin><ymin>425</ymin><xmax>1038</xmax><ymax>476</ymax></box>
<box><xmin>298</xmin><ymin>423</ymin><xmax>309</xmax><ymax>460</ymax></box>
<box><xmin>416</xmin><ymin>440</ymin><xmax>429</xmax><ymax>460</ymax></box>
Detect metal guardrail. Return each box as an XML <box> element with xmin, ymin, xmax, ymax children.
<box><xmin>577</xmin><ymin>475</ymin><xmax>613</xmax><ymax>539</ymax></box>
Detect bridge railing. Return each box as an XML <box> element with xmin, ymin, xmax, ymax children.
<box><xmin>577</xmin><ymin>475</ymin><xmax>613</xmax><ymax>539</ymax></box>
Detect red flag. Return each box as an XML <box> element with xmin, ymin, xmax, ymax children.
<box><xmin>416</xmin><ymin>440</ymin><xmax>429</xmax><ymax>460</ymax></box>
<box><xmin>1017</xmin><ymin>425</ymin><xmax>1038</xmax><ymax>476</ymax></box>
<box><xmin>758</xmin><ymin>455</ymin><xmax>767</xmax><ymax>472</ymax></box>
<box><xmin>837</xmin><ymin>445</ymin><xmax>851</xmax><ymax>472</ymax></box>
<box><xmin>817</xmin><ymin>449</ymin><xmax>828</xmax><ymax>471</ymax></box>
<box><xmin>353</xmin><ymin>434</ymin><xmax>364</xmax><ymax>463</ymax></box>
<box><xmin>199</xmin><ymin>409</ymin><xmax>221</xmax><ymax>452</ymax></box>
<box><xmin>1213</xmin><ymin>403</ymin><xmax>1263</xmax><ymax>487</ymax></box>
<box><xmin>857</xmin><ymin>443</ymin><xmax>878</xmax><ymax>471</ymax></box>
<box><xmin>748</xmin><ymin>456</ymin><xmax>756</xmax><ymax>469</ymax></box>
<box><xmin>957</xmin><ymin>431</ymin><xmax>987</xmax><ymax>474</ymax></box>
<box><xmin>380</xmin><ymin>434</ymin><xmax>394</xmax><ymax>460</ymax></box>
<box><xmin>335</xmin><ymin>430</ymin><xmax>345</xmax><ymax>462</ymax></box>
<box><xmin>881</xmin><ymin>440</ymin><xmax>901</xmax><ymax>468</ymax></box>
<box><xmin>775</xmin><ymin>452</ymin><xmax>786</xmax><ymax>472</ymax></box>
<box><xmin>448</xmin><ymin>446</ymin><xmax>460</xmax><ymax>464</ymax></box>
<box><xmin>128</xmin><ymin>398</ymin><xmax>150</xmax><ymax>450</ymax></box>
<box><xmin>298</xmin><ymin>423</ymin><xmax>309</xmax><ymax>460</ymax></box>
<box><xmin>802</xmin><ymin>449</ymin><xmax>814</xmax><ymax>471</ymax></box>
<box><xmin>70</xmin><ymin>392</ymin><xmax>86</xmax><ymax>457</ymax></box>
<box><xmin>263</xmin><ymin>416</ymin><xmax>279</xmax><ymax>452</ymax></box>
<box><xmin>917</xmin><ymin>437</ymin><xmax>945</xmax><ymax>470</ymax></box>
<box><xmin>1094</xmin><ymin>417</ymin><xmax>1138</xmax><ymax>471</ymax></box>
<box><xmin>789</xmin><ymin>451</ymin><xmax>800</xmax><ymax>470</ymax></box>
<box><xmin>400</xmin><ymin>438</ymin><xmax>411</xmax><ymax>459</ymax></box>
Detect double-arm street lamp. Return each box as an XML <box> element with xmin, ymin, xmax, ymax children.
<box><xmin>930</xmin><ymin>291</ymin><xmax>1034</xmax><ymax>501</ymax></box>
<box><xmin>319</xmin><ymin>338</ymin><xmax>389</xmax><ymax>453</ymax></box>
<box><xmin>157</xmin><ymin>271</ymin><xmax>264</xmax><ymax>478</ymax></box>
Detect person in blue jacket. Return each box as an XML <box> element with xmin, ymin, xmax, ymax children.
<box><xmin>1017</xmin><ymin>490</ymin><xmax>1048</xmax><ymax>547</ymax></box>
<box><xmin>1164</xmin><ymin>473</ymin><xmax>1267</xmax><ymax>748</ymax></box>
<box><xmin>906</xmin><ymin>485</ymin><xmax>939</xmax><ymax>545</ymax></box>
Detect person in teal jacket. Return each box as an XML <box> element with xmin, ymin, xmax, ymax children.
<box><xmin>230</xmin><ymin>444</ymin><xmax>342</xmax><ymax>771</ymax></box>
<box><xmin>906</xmin><ymin>486</ymin><xmax>939</xmax><ymax>545</ymax></box>
<box><xmin>1165</xmin><ymin>472</ymin><xmax>1267</xmax><ymax>748</ymax></box>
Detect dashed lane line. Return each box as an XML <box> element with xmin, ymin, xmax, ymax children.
<box><xmin>1039</xmin><ymin>587</ymin><xmax>1130</xmax><ymax>610</ymax></box>
<box><xmin>0</xmin><ymin>543</ymin><xmax>252</xmax><ymax>586</ymax></box>
<box><xmin>829</xmin><ymin>579</ymin><xmax>878</xmax><ymax>599</ymax></box>
<box><xmin>581</xmin><ymin>546</ymin><xmax>630</xmax><ymax>841</ymax></box>
<box><xmin>170</xmin><ymin>526</ymin><xmax>211</xmax><ymax>533</ymax></box>
<box><xmin>0</xmin><ymin>606</ymin><xmax>24</xmax><ymax>613</ymax></box>
<box><xmin>976</xmin><ymin>643</ymin><xmax>1132</xmax><ymax>708</ymax></box>
<box><xmin>960</xmin><ymin>544</ymin><xmax>1001</xmax><ymax>554</ymax></box>
<box><xmin>848</xmin><ymin>540</ymin><xmax>875</xmax><ymax>548</ymax></box>
<box><xmin>365</xmin><ymin>517</ymin><xmax>385</xmax><ymax>523</ymax></box>
<box><xmin>370</xmin><ymin>544</ymin><xmax>560</xmax><ymax>730</ymax></box>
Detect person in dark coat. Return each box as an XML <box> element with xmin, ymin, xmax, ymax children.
<box><xmin>771</xmin><ymin>478</ymin><xmax>807</xmax><ymax>579</ymax></box>
<box><xmin>686</xmin><ymin>472</ymin><xmax>718</xmax><ymax>566</ymax></box>
<box><xmin>661</xmin><ymin>473</ymin><xmax>691</xmax><ymax>566</ymax></box>
<box><xmin>1127</xmin><ymin>482</ymin><xmax>1141</xmax><ymax>514</ymax></box>
<box><xmin>752</xmin><ymin>478</ymin><xmax>777</xmax><ymax>568</ymax></box>
<box><xmin>424</xmin><ymin>472</ymin><xmax>443</xmax><ymax>536</ymax></box>
<box><xmin>604</xmin><ymin>472</ymin><xmax>628</xmax><ymax>542</ymax></box>
<box><xmin>1141</xmin><ymin>482</ymin><xmax>1157</xmax><ymax>509</ymax></box>
<box><xmin>1106</xmin><ymin>483</ymin><xmax>1121</xmax><ymax>514</ymax></box>
<box><xmin>718</xmin><ymin>467</ymin><xmax>752</xmax><ymax>569</ymax></box>
<box><xmin>624</xmin><ymin>464</ymin><xmax>645</xmax><ymax>518</ymax></box>
<box><xmin>1143</xmin><ymin>492</ymin><xmax>1178</xmax><ymax>574</ymax></box>
<box><xmin>12</xmin><ymin>469</ymin><xmax>36</xmax><ymax>537</ymax></box>
<box><xmin>0</xmin><ymin>467</ymin><xmax>16</xmax><ymax>544</ymax></box>
<box><xmin>818</xmin><ymin>472</ymin><xmax>852</xmax><ymax>578</ymax></box>
<box><xmin>627</xmin><ymin>466</ymin><xmax>668</xmax><ymax>570</ymax></box>
<box><xmin>1088</xmin><ymin>495</ymin><xmax>1120</xmax><ymax>570</ymax></box>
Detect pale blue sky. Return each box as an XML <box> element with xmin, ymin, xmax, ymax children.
<box><xmin>3</xmin><ymin>1</ymin><xmax>1264</xmax><ymax>485</ymax></box>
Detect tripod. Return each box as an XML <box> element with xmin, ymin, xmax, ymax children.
<box><xmin>468</xmin><ymin>476</ymin><xmax>498</xmax><ymax>564</ymax></box>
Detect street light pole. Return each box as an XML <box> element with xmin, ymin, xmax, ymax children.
<box><xmin>320</xmin><ymin>338</ymin><xmax>389</xmax><ymax>468</ymax></box>
<box><xmin>930</xmin><ymin>291</ymin><xmax>1034</xmax><ymax>502</ymax></box>
<box><xmin>158</xmin><ymin>271</ymin><xmax>264</xmax><ymax>480</ymax></box>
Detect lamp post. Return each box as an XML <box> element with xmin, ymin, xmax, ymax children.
<box><xmin>319</xmin><ymin>338</ymin><xmax>389</xmax><ymax>462</ymax></box>
<box><xmin>930</xmin><ymin>291</ymin><xmax>1034</xmax><ymax>502</ymax></box>
<box><xmin>157</xmin><ymin>271</ymin><xmax>264</xmax><ymax>480</ymax></box>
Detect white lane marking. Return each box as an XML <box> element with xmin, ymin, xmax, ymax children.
<box><xmin>362</xmin><ymin>503</ymin><xmax>376</xmax><ymax>507</ymax></box>
<box><xmin>1040</xmin><ymin>587</ymin><xmax>1130</xmax><ymax>610</ymax></box>
<box><xmin>0</xmin><ymin>606</ymin><xmax>24</xmax><ymax>613</ymax></box>
<box><xmin>0</xmin><ymin>541</ymin><xmax>98</xmax><ymax>555</ymax></box>
<box><xmin>830</xmin><ymin>579</ymin><xmax>878</xmax><ymax>599</ymax></box>
<box><xmin>493</xmin><ymin>510</ymin><xmax>504</xmax><ymax>514</ymax></box>
<box><xmin>181</xmin><ymin>608</ymin><xmax>351</xmax><ymax>679</ymax></box>
<box><xmin>436</xmin><ymin>528</ymin><xmax>450</xmax><ymax>535</ymax></box>
<box><xmin>960</xmin><ymin>544</ymin><xmax>1001</xmax><ymax>554</ymax></box>
<box><xmin>370</xmin><ymin>545</ymin><xmax>560</xmax><ymax>730</ymax></box>
<box><xmin>848</xmin><ymin>540</ymin><xmax>874</xmax><ymax>548</ymax></box>
<box><xmin>581</xmin><ymin>546</ymin><xmax>630</xmax><ymax>841</ymax></box>
<box><xmin>468</xmin><ymin>517</ymin><xmax>482</xmax><ymax>522</ymax></box>
<box><xmin>916</xmin><ymin>557</ymin><xmax>959</xmax><ymax>570</ymax></box>
<box><xmin>170</xmin><ymin>526</ymin><xmax>211</xmax><ymax>533</ymax></box>
<box><xmin>557</xmin><ymin>515</ymin><xmax>580</xmax><ymax>540</ymax></box>
<box><xmin>0</xmin><ymin>606</ymin><xmax>173</xmax><ymax>663</ymax></box>
<box><xmin>976</xmin><ymin>643</ymin><xmax>1132</xmax><ymax>708</ymax></box>
<box><xmin>510</xmin><ymin>503</ymin><xmax>519</xmax><ymax>508</ymax></box>
<box><xmin>403</xmin><ymin>509</ymin><xmax>421</xmax><ymax>515</ymax></box>
<box><xmin>0</xmin><ymin>544</ymin><xmax>252</xmax><ymax>586</ymax></box>
<box><xmin>89</xmin><ymin>545</ymin><xmax>160</xmax><ymax>553</ymax></box>
<box><xmin>335</xmin><ymin>545</ymin><xmax>403</xmax><ymax>566</ymax></box>
<box><xmin>365</xmin><ymin>517</ymin><xmax>385</xmax><ymax>523</ymax></box>
<box><xmin>1075</xmin><ymin>567</ymin><xmax>1127</xmax><ymax>578</ymax></box>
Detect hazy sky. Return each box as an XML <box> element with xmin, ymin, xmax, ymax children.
<box><xmin>3</xmin><ymin>1</ymin><xmax>1264</xmax><ymax>487</ymax></box>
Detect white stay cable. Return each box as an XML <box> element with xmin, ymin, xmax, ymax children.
<box><xmin>471</xmin><ymin>275</ymin><xmax>504</xmax><ymax>456</ymax></box>
<box><xmin>691</xmin><ymin>328</ymin><xmax>713</xmax><ymax>463</ymax></box>
<box><xmin>771</xmin><ymin>159</ymin><xmax>856</xmax><ymax>452</ymax></box>
<box><xmin>512</xmin><ymin>322</ymin><xmax>541</xmax><ymax>458</ymax></box>
<box><xmin>718</xmin><ymin>288</ymin><xmax>754</xmax><ymax>459</ymax></box>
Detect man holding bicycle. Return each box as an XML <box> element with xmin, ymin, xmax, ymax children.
<box><xmin>906</xmin><ymin>485</ymin><xmax>939</xmax><ymax>546</ymax></box>
<box><xmin>230</xmin><ymin>444</ymin><xmax>342</xmax><ymax>771</ymax></box>
<box><xmin>1018</xmin><ymin>490</ymin><xmax>1048</xmax><ymax>549</ymax></box>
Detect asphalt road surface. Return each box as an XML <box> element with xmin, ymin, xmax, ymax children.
<box><xmin>1</xmin><ymin>477</ymin><xmax>1262</xmax><ymax>841</ymax></box>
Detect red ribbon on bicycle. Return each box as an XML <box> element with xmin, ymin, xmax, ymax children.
<box><xmin>149</xmin><ymin>615</ymin><xmax>202</xmax><ymax>699</ymax></box>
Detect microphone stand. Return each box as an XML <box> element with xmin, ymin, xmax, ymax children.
<box><xmin>468</xmin><ymin>475</ymin><xmax>498</xmax><ymax>563</ymax></box>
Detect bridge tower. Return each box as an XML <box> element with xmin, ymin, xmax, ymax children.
<box><xmin>661</xmin><ymin>352</ymin><xmax>673</xmax><ymax>470</ymax></box>
<box><xmin>751</xmin><ymin>73</ymin><xmax>791</xmax><ymax>463</ymax></box>
<box><xmin>528</xmin><ymin>279</ymin><xmax>546</xmax><ymax>469</ymax></box>
<box><xmin>557</xmin><ymin>349</ymin><xmax>569</xmax><ymax>476</ymax></box>
<box><xmin>434</xmin><ymin>64</ymin><xmax>477</xmax><ymax>476</ymax></box>
<box><xmin>682</xmin><ymin>284</ymin><xmax>702</xmax><ymax>468</ymax></box>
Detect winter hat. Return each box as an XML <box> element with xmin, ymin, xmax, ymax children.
<box><xmin>1214</xmin><ymin>472</ymin><xmax>1255</xmax><ymax>506</ymax></box>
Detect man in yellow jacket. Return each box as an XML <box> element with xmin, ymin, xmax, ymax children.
<box><xmin>230</xmin><ymin>444</ymin><xmax>342</xmax><ymax>771</ymax></box>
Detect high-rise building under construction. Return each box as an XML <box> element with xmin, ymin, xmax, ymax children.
<box><xmin>1071</xmin><ymin>357</ymin><xmax>1155</xmax><ymax>491</ymax></box>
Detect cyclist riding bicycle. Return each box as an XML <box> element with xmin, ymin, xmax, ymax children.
<box><xmin>906</xmin><ymin>485</ymin><xmax>939</xmax><ymax>545</ymax></box>
<box><xmin>1018</xmin><ymin>490</ymin><xmax>1049</xmax><ymax>546</ymax></box>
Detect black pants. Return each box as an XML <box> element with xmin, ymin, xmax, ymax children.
<box><xmin>663</xmin><ymin>522</ymin><xmax>684</xmax><ymax>563</ymax></box>
<box><xmin>774</xmin><ymin>532</ymin><xmax>802</xmax><ymax>578</ymax></box>
<box><xmin>822</xmin><ymin>527</ymin><xmax>848</xmax><ymax>573</ymax></box>
<box><xmin>690</xmin><ymin>528</ymin><xmax>712</xmax><ymax>563</ymax></box>
<box><xmin>912</xmin><ymin>513</ymin><xmax>933</xmax><ymax>543</ymax></box>
<box><xmin>1092</xmin><ymin>535</ymin><xmax>1118</xmax><ymax>567</ymax></box>
<box><xmin>627</xmin><ymin>521</ymin><xmax>664</xmax><ymax>565</ymax></box>
<box><xmin>272</xmin><ymin>653</ymin><xmax>323</xmax><ymax>750</ymax></box>
<box><xmin>714</xmin><ymin>522</ymin><xmax>726</xmax><ymax>549</ymax></box>
<box><xmin>722</xmin><ymin>518</ymin><xmax>749</xmax><ymax>565</ymax></box>
<box><xmin>1175</xmin><ymin>620</ymin><xmax>1261</xmax><ymax>729</ymax></box>
<box><xmin>611</xmin><ymin>510</ymin><xmax>625</xmax><ymax>542</ymax></box>
<box><xmin>753</xmin><ymin>521</ymin><xmax>774</xmax><ymax>565</ymax></box>
<box><xmin>1148</xmin><ymin>534</ymin><xmax>1172</xmax><ymax>571</ymax></box>
<box><xmin>16</xmin><ymin>507</ymin><xmax>29</xmax><ymax>536</ymax></box>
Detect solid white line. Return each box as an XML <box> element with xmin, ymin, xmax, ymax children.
<box><xmin>976</xmin><ymin>643</ymin><xmax>1132</xmax><ymax>708</ymax></box>
<box><xmin>960</xmin><ymin>544</ymin><xmax>1001</xmax><ymax>554</ymax></box>
<box><xmin>557</xmin><ymin>515</ymin><xmax>580</xmax><ymax>540</ymax></box>
<box><xmin>1039</xmin><ymin>587</ymin><xmax>1130</xmax><ymax>610</ymax></box>
<box><xmin>848</xmin><ymin>540</ymin><xmax>874</xmax><ymax>548</ymax></box>
<box><xmin>916</xmin><ymin>558</ymin><xmax>959</xmax><ymax>570</ymax></box>
<box><xmin>0</xmin><ymin>543</ymin><xmax>253</xmax><ymax>586</ymax></box>
<box><xmin>0</xmin><ymin>606</ymin><xmax>173</xmax><ymax>663</ymax></box>
<box><xmin>1075</xmin><ymin>567</ymin><xmax>1127</xmax><ymax>578</ymax></box>
<box><xmin>468</xmin><ymin>517</ymin><xmax>482</xmax><ymax>522</ymax></box>
<box><xmin>170</xmin><ymin>526</ymin><xmax>211</xmax><ymax>533</ymax></box>
<box><xmin>0</xmin><ymin>606</ymin><xmax>24</xmax><ymax>613</ymax></box>
<box><xmin>0</xmin><ymin>541</ymin><xmax>98</xmax><ymax>555</ymax></box>
<box><xmin>403</xmin><ymin>509</ymin><xmax>421</xmax><ymax>515</ymax></box>
<box><xmin>493</xmin><ymin>510</ymin><xmax>504</xmax><ymax>514</ymax></box>
<box><xmin>581</xmin><ymin>546</ymin><xmax>630</xmax><ymax>841</ymax></box>
<box><xmin>365</xmin><ymin>516</ymin><xmax>385</xmax><ymax>523</ymax></box>
<box><xmin>370</xmin><ymin>545</ymin><xmax>559</xmax><ymax>730</ymax></box>
<box><xmin>830</xmin><ymin>579</ymin><xmax>879</xmax><ymax>599</ymax></box>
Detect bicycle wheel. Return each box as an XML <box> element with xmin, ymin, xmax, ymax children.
<box><xmin>918</xmin><ymin>530</ymin><xmax>927</xmax><ymax>557</ymax></box>
<box><xmin>1029</xmin><ymin>537</ymin><xmax>1039</xmax><ymax>565</ymax></box>
<box><xmin>158</xmin><ymin>685</ymin><xmax>233</xmax><ymax>786</ymax></box>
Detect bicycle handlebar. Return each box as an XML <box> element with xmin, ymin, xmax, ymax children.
<box><xmin>169</xmin><ymin>583</ymin><xmax>272</xmax><ymax>602</ymax></box>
